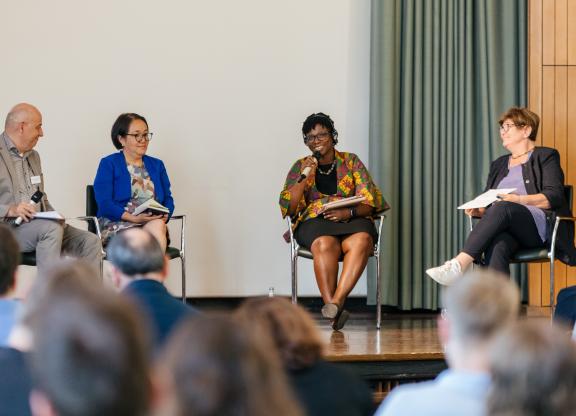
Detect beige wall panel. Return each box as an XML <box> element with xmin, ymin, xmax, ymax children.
<box><xmin>529</xmin><ymin>0</ymin><xmax>543</xmax><ymax>113</ymax></box>
<box><xmin>567</xmin><ymin>67</ymin><xmax>576</xmax><ymax>286</ymax></box>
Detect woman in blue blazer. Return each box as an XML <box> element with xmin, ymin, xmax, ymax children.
<box><xmin>94</xmin><ymin>113</ymin><xmax>174</xmax><ymax>250</ymax></box>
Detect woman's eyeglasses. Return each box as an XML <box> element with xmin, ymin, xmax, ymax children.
<box><xmin>125</xmin><ymin>132</ymin><xmax>153</xmax><ymax>143</ymax></box>
<box><xmin>304</xmin><ymin>132</ymin><xmax>331</xmax><ymax>144</ymax></box>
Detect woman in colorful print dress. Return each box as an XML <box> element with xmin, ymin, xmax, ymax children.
<box><xmin>280</xmin><ymin>113</ymin><xmax>388</xmax><ymax>330</ymax></box>
<box><xmin>94</xmin><ymin>113</ymin><xmax>174</xmax><ymax>251</ymax></box>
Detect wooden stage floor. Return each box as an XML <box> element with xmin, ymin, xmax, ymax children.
<box><xmin>314</xmin><ymin>307</ymin><xmax>551</xmax><ymax>399</ymax></box>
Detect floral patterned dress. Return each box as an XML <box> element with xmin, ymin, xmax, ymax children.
<box><xmin>98</xmin><ymin>163</ymin><xmax>156</xmax><ymax>244</ymax></box>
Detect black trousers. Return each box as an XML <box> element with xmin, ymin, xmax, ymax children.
<box><xmin>462</xmin><ymin>201</ymin><xmax>545</xmax><ymax>275</ymax></box>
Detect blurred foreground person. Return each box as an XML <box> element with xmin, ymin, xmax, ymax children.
<box><xmin>155</xmin><ymin>315</ymin><xmax>303</xmax><ymax>416</ymax></box>
<box><xmin>376</xmin><ymin>270</ymin><xmax>520</xmax><ymax>416</ymax></box>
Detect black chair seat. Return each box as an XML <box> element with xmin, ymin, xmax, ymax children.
<box><xmin>20</xmin><ymin>252</ymin><xmax>37</xmax><ymax>267</ymax></box>
<box><xmin>166</xmin><ymin>246</ymin><xmax>181</xmax><ymax>260</ymax></box>
<box><xmin>511</xmin><ymin>247</ymin><xmax>550</xmax><ymax>263</ymax></box>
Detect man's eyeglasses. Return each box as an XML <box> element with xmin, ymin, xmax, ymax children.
<box><xmin>499</xmin><ymin>123</ymin><xmax>523</xmax><ymax>133</ymax></box>
<box><xmin>125</xmin><ymin>132</ymin><xmax>153</xmax><ymax>143</ymax></box>
<box><xmin>304</xmin><ymin>132</ymin><xmax>331</xmax><ymax>144</ymax></box>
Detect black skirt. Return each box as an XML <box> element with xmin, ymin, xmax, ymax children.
<box><xmin>295</xmin><ymin>217</ymin><xmax>378</xmax><ymax>250</ymax></box>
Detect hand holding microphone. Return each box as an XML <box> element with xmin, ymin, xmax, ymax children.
<box><xmin>298</xmin><ymin>151</ymin><xmax>322</xmax><ymax>183</ymax></box>
<box><xmin>14</xmin><ymin>190</ymin><xmax>44</xmax><ymax>226</ymax></box>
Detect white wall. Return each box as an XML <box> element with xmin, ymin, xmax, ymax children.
<box><xmin>3</xmin><ymin>0</ymin><xmax>371</xmax><ymax>297</ymax></box>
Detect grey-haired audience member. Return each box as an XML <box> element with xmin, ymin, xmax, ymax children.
<box><xmin>376</xmin><ymin>270</ymin><xmax>520</xmax><ymax>416</ymax></box>
<box><xmin>107</xmin><ymin>227</ymin><xmax>197</xmax><ymax>350</ymax></box>
<box><xmin>487</xmin><ymin>320</ymin><xmax>576</xmax><ymax>416</ymax></box>
<box><xmin>27</xmin><ymin>261</ymin><xmax>150</xmax><ymax>416</ymax></box>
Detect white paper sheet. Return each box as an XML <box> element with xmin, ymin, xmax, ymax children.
<box><xmin>457</xmin><ymin>188</ymin><xmax>516</xmax><ymax>210</ymax></box>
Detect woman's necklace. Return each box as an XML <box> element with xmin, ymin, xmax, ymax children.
<box><xmin>511</xmin><ymin>148</ymin><xmax>534</xmax><ymax>159</ymax></box>
<box><xmin>317</xmin><ymin>159</ymin><xmax>336</xmax><ymax>175</ymax></box>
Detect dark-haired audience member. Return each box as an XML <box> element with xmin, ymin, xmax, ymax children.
<box><xmin>376</xmin><ymin>270</ymin><xmax>520</xmax><ymax>416</ymax></box>
<box><xmin>279</xmin><ymin>112</ymin><xmax>389</xmax><ymax>330</ymax></box>
<box><xmin>487</xmin><ymin>320</ymin><xmax>576</xmax><ymax>416</ymax></box>
<box><xmin>0</xmin><ymin>103</ymin><xmax>102</xmax><ymax>273</ymax></box>
<box><xmin>235</xmin><ymin>297</ymin><xmax>373</xmax><ymax>416</ymax></box>
<box><xmin>155</xmin><ymin>315</ymin><xmax>303</xmax><ymax>416</ymax></box>
<box><xmin>0</xmin><ymin>224</ymin><xmax>21</xmax><ymax>346</ymax></box>
<box><xmin>94</xmin><ymin>112</ymin><xmax>174</xmax><ymax>250</ymax></box>
<box><xmin>107</xmin><ymin>227</ymin><xmax>197</xmax><ymax>350</ymax></box>
<box><xmin>27</xmin><ymin>266</ymin><xmax>151</xmax><ymax>416</ymax></box>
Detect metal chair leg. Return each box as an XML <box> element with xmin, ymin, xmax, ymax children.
<box><xmin>376</xmin><ymin>252</ymin><xmax>382</xmax><ymax>330</ymax></box>
<box><xmin>181</xmin><ymin>255</ymin><xmax>187</xmax><ymax>303</ymax></box>
<box><xmin>291</xmin><ymin>252</ymin><xmax>298</xmax><ymax>304</ymax></box>
<box><xmin>550</xmin><ymin>257</ymin><xmax>555</xmax><ymax>317</ymax></box>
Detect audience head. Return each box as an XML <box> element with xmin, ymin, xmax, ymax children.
<box><xmin>487</xmin><ymin>320</ymin><xmax>576</xmax><ymax>416</ymax></box>
<box><xmin>4</xmin><ymin>103</ymin><xmax>43</xmax><ymax>153</ymax></box>
<box><xmin>440</xmin><ymin>270</ymin><xmax>519</xmax><ymax>360</ymax></box>
<box><xmin>302</xmin><ymin>112</ymin><xmax>338</xmax><ymax>145</ymax></box>
<box><xmin>498</xmin><ymin>107</ymin><xmax>540</xmax><ymax>141</ymax></box>
<box><xmin>157</xmin><ymin>314</ymin><xmax>302</xmax><ymax>416</ymax></box>
<box><xmin>107</xmin><ymin>228</ymin><xmax>166</xmax><ymax>285</ymax></box>
<box><xmin>235</xmin><ymin>297</ymin><xmax>323</xmax><ymax>370</ymax></box>
<box><xmin>0</xmin><ymin>224</ymin><xmax>20</xmax><ymax>296</ymax></box>
<box><xmin>111</xmin><ymin>113</ymin><xmax>149</xmax><ymax>150</ymax></box>
<box><xmin>27</xmin><ymin>260</ymin><xmax>150</xmax><ymax>416</ymax></box>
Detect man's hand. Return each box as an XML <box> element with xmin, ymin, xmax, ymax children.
<box><xmin>7</xmin><ymin>202</ymin><xmax>36</xmax><ymax>222</ymax></box>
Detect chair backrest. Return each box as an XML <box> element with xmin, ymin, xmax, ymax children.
<box><xmin>565</xmin><ymin>185</ymin><xmax>573</xmax><ymax>210</ymax></box>
<box><xmin>86</xmin><ymin>185</ymin><xmax>98</xmax><ymax>233</ymax></box>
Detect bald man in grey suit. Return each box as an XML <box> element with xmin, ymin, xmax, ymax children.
<box><xmin>0</xmin><ymin>103</ymin><xmax>102</xmax><ymax>273</ymax></box>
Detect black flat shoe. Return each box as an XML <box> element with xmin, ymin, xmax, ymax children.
<box><xmin>332</xmin><ymin>309</ymin><xmax>350</xmax><ymax>331</ymax></box>
<box><xmin>321</xmin><ymin>303</ymin><xmax>339</xmax><ymax>319</ymax></box>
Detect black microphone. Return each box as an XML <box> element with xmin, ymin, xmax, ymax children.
<box><xmin>14</xmin><ymin>190</ymin><xmax>44</xmax><ymax>226</ymax></box>
<box><xmin>298</xmin><ymin>151</ymin><xmax>322</xmax><ymax>183</ymax></box>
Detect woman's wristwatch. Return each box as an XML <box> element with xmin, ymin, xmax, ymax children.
<box><xmin>349</xmin><ymin>207</ymin><xmax>356</xmax><ymax>219</ymax></box>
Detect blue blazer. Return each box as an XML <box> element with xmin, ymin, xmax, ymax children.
<box><xmin>93</xmin><ymin>151</ymin><xmax>175</xmax><ymax>221</ymax></box>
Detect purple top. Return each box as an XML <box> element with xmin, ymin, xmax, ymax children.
<box><xmin>497</xmin><ymin>155</ymin><xmax>547</xmax><ymax>242</ymax></box>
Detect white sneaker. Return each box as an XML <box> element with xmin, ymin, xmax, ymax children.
<box><xmin>426</xmin><ymin>259</ymin><xmax>462</xmax><ymax>286</ymax></box>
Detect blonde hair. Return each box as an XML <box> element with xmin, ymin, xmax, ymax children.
<box><xmin>443</xmin><ymin>269</ymin><xmax>520</xmax><ymax>346</ymax></box>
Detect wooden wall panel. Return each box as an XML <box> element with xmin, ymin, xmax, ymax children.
<box><xmin>566</xmin><ymin>67</ymin><xmax>576</xmax><ymax>286</ymax></box>
<box><xmin>529</xmin><ymin>0</ymin><xmax>576</xmax><ymax>306</ymax></box>
<box><xmin>556</xmin><ymin>0</ymin><xmax>568</xmax><ymax>64</ymax></box>
<box><xmin>543</xmin><ymin>0</ymin><xmax>556</xmax><ymax>64</ymax></box>
<box><xmin>569</xmin><ymin>0</ymin><xmax>576</xmax><ymax>64</ymax></box>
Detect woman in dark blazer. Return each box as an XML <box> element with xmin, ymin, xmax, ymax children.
<box><xmin>94</xmin><ymin>113</ymin><xmax>174</xmax><ymax>251</ymax></box>
<box><xmin>427</xmin><ymin>107</ymin><xmax>575</xmax><ymax>285</ymax></box>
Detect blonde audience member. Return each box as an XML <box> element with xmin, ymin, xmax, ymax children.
<box><xmin>376</xmin><ymin>270</ymin><xmax>520</xmax><ymax>416</ymax></box>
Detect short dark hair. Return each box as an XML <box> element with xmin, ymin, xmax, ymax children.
<box><xmin>301</xmin><ymin>112</ymin><xmax>338</xmax><ymax>145</ymax></box>
<box><xmin>106</xmin><ymin>228</ymin><xmax>164</xmax><ymax>276</ymax></box>
<box><xmin>0</xmin><ymin>224</ymin><xmax>20</xmax><ymax>295</ymax></box>
<box><xmin>29</xmin><ymin>266</ymin><xmax>150</xmax><ymax>416</ymax></box>
<box><xmin>498</xmin><ymin>107</ymin><xmax>540</xmax><ymax>141</ymax></box>
<box><xmin>111</xmin><ymin>113</ymin><xmax>148</xmax><ymax>150</ymax></box>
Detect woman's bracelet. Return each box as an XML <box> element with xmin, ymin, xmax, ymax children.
<box><xmin>349</xmin><ymin>207</ymin><xmax>356</xmax><ymax>218</ymax></box>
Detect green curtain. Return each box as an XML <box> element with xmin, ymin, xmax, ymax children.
<box><xmin>368</xmin><ymin>0</ymin><xmax>527</xmax><ymax>309</ymax></box>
